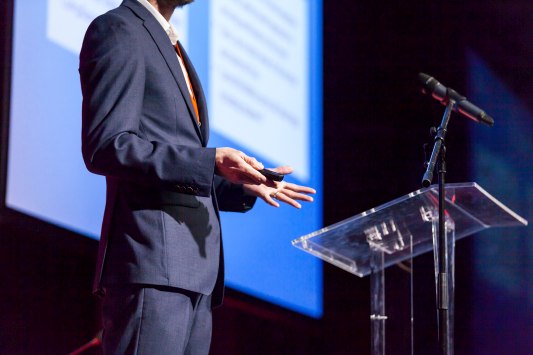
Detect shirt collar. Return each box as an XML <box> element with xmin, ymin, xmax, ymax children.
<box><xmin>137</xmin><ymin>0</ymin><xmax>179</xmax><ymax>45</ymax></box>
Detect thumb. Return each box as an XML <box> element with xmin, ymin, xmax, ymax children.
<box><xmin>271</xmin><ymin>166</ymin><xmax>293</xmax><ymax>175</ymax></box>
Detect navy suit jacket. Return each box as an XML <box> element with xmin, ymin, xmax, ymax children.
<box><xmin>79</xmin><ymin>0</ymin><xmax>254</xmax><ymax>306</ymax></box>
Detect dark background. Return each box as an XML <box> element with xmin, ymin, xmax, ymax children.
<box><xmin>1</xmin><ymin>0</ymin><xmax>531</xmax><ymax>354</ymax></box>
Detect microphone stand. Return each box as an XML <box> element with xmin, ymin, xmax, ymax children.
<box><xmin>422</xmin><ymin>96</ymin><xmax>456</xmax><ymax>355</ymax></box>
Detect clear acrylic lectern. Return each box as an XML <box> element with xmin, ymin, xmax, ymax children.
<box><xmin>292</xmin><ymin>182</ymin><xmax>527</xmax><ymax>354</ymax></box>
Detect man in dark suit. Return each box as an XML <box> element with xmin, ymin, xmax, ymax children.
<box><xmin>79</xmin><ymin>0</ymin><xmax>315</xmax><ymax>353</ymax></box>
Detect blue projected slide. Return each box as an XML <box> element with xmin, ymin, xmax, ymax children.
<box><xmin>7</xmin><ymin>0</ymin><xmax>323</xmax><ymax>317</ymax></box>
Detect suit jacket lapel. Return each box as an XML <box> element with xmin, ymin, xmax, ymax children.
<box><xmin>124</xmin><ymin>0</ymin><xmax>203</xmax><ymax>142</ymax></box>
<box><xmin>176</xmin><ymin>41</ymin><xmax>210</xmax><ymax>146</ymax></box>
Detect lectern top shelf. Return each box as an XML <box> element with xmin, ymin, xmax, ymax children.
<box><xmin>292</xmin><ymin>182</ymin><xmax>528</xmax><ymax>277</ymax></box>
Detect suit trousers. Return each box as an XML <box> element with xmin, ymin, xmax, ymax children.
<box><xmin>102</xmin><ymin>284</ymin><xmax>212</xmax><ymax>355</ymax></box>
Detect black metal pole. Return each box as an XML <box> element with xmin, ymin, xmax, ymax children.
<box><xmin>421</xmin><ymin>98</ymin><xmax>456</xmax><ymax>355</ymax></box>
<box><xmin>437</xmin><ymin>145</ymin><xmax>449</xmax><ymax>355</ymax></box>
<box><xmin>421</xmin><ymin>100</ymin><xmax>454</xmax><ymax>188</ymax></box>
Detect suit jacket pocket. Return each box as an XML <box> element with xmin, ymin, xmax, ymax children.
<box><xmin>156</xmin><ymin>191</ymin><xmax>201</xmax><ymax>207</ymax></box>
<box><xmin>126</xmin><ymin>186</ymin><xmax>201</xmax><ymax>209</ymax></box>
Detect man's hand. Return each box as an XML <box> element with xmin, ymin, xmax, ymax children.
<box><xmin>215</xmin><ymin>147</ymin><xmax>267</xmax><ymax>185</ymax></box>
<box><xmin>242</xmin><ymin>166</ymin><xmax>316</xmax><ymax>209</ymax></box>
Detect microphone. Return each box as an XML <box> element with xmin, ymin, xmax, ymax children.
<box><xmin>418</xmin><ymin>73</ymin><xmax>494</xmax><ymax>127</ymax></box>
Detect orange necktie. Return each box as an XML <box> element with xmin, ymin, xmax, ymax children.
<box><xmin>175</xmin><ymin>42</ymin><xmax>200</xmax><ymax>125</ymax></box>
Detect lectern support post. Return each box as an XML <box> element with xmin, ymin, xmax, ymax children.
<box><xmin>431</xmin><ymin>211</ymin><xmax>456</xmax><ymax>355</ymax></box>
<box><xmin>369</xmin><ymin>247</ymin><xmax>386</xmax><ymax>355</ymax></box>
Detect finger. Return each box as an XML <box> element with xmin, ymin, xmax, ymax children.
<box><xmin>274</xmin><ymin>192</ymin><xmax>301</xmax><ymax>209</ymax></box>
<box><xmin>225</xmin><ymin>166</ymin><xmax>264</xmax><ymax>185</ymax></box>
<box><xmin>237</xmin><ymin>161</ymin><xmax>267</xmax><ymax>184</ymax></box>
<box><xmin>280</xmin><ymin>189</ymin><xmax>314</xmax><ymax>202</ymax></box>
<box><xmin>243</xmin><ymin>155</ymin><xmax>264</xmax><ymax>170</ymax></box>
<box><xmin>282</xmin><ymin>182</ymin><xmax>316</xmax><ymax>194</ymax></box>
<box><xmin>263</xmin><ymin>192</ymin><xmax>280</xmax><ymax>208</ymax></box>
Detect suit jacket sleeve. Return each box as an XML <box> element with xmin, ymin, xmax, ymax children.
<box><xmin>79</xmin><ymin>14</ymin><xmax>215</xmax><ymax>197</ymax></box>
